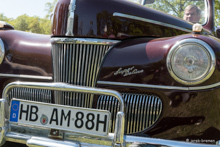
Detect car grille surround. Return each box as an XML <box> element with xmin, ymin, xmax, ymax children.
<box><xmin>52</xmin><ymin>38</ymin><xmax>114</xmax><ymax>106</ymax></box>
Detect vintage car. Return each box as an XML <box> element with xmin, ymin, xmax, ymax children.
<box><xmin>0</xmin><ymin>0</ymin><xmax>220</xmax><ymax>146</ymax></box>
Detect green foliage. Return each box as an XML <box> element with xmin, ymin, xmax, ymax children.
<box><xmin>215</xmin><ymin>0</ymin><xmax>220</xmax><ymax>26</ymax></box>
<box><xmin>0</xmin><ymin>0</ymin><xmax>57</xmax><ymax>34</ymax></box>
<box><xmin>0</xmin><ymin>13</ymin><xmax>13</xmax><ymax>22</ymax></box>
<box><xmin>28</xmin><ymin>17</ymin><xmax>42</xmax><ymax>33</ymax></box>
<box><xmin>45</xmin><ymin>0</ymin><xmax>58</xmax><ymax>19</ymax></box>
<box><xmin>2</xmin><ymin>14</ymin><xmax>51</xmax><ymax>34</ymax></box>
<box><xmin>40</xmin><ymin>18</ymin><xmax>52</xmax><ymax>35</ymax></box>
<box><xmin>13</xmin><ymin>14</ymin><xmax>29</xmax><ymax>31</ymax></box>
<box><xmin>146</xmin><ymin>0</ymin><xmax>205</xmax><ymax>23</ymax></box>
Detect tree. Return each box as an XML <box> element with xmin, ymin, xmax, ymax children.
<box><xmin>0</xmin><ymin>13</ymin><xmax>13</xmax><ymax>22</ymax></box>
<box><xmin>27</xmin><ymin>16</ymin><xmax>42</xmax><ymax>33</ymax></box>
<box><xmin>146</xmin><ymin>0</ymin><xmax>204</xmax><ymax>19</ymax></box>
<box><xmin>11</xmin><ymin>15</ymin><xmax>44</xmax><ymax>34</ymax></box>
<box><xmin>40</xmin><ymin>18</ymin><xmax>51</xmax><ymax>35</ymax></box>
<box><xmin>45</xmin><ymin>0</ymin><xmax>58</xmax><ymax>19</ymax></box>
<box><xmin>215</xmin><ymin>0</ymin><xmax>220</xmax><ymax>26</ymax></box>
<box><xmin>3</xmin><ymin>0</ymin><xmax>58</xmax><ymax>34</ymax></box>
<box><xmin>0</xmin><ymin>13</ymin><xmax>8</xmax><ymax>21</ymax></box>
<box><xmin>13</xmin><ymin>14</ymin><xmax>29</xmax><ymax>31</ymax></box>
<box><xmin>129</xmin><ymin>0</ymin><xmax>205</xmax><ymax>23</ymax></box>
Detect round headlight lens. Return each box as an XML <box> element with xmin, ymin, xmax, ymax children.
<box><xmin>167</xmin><ymin>39</ymin><xmax>216</xmax><ymax>85</ymax></box>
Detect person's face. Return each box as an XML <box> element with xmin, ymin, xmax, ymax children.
<box><xmin>184</xmin><ymin>8</ymin><xmax>200</xmax><ymax>23</ymax></box>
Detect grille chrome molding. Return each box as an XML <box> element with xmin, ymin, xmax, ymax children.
<box><xmin>97</xmin><ymin>93</ymin><xmax>162</xmax><ymax>134</ymax></box>
<box><xmin>8</xmin><ymin>88</ymin><xmax>52</xmax><ymax>103</ymax></box>
<box><xmin>52</xmin><ymin>38</ymin><xmax>117</xmax><ymax>106</ymax></box>
<box><xmin>51</xmin><ymin>38</ymin><xmax>119</xmax><ymax>45</ymax></box>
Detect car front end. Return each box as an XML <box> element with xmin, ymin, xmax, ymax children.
<box><xmin>0</xmin><ymin>0</ymin><xmax>220</xmax><ymax>146</ymax></box>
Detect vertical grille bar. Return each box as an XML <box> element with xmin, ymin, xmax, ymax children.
<box><xmin>8</xmin><ymin>88</ymin><xmax>52</xmax><ymax>103</ymax></box>
<box><xmin>97</xmin><ymin>93</ymin><xmax>162</xmax><ymax>134</ymax></box>
<box><xmin>52</xmin><ymin>39</ymin><xmax>114</xmax><ymax>107</ymax></box>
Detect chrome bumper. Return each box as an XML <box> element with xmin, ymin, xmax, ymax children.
<box><xmin>0</xmin><ymin>82</ymin><xmax>219</xmax><ymax>147</ymax></box>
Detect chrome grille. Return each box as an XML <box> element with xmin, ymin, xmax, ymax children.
<box><xmin>97</xmin><ymin>93</ymin><xmax>162</xmax><ymax>134</ymax></box>
<box><xmin>52</xmin><ymin>38</ymin><xmax>116</xmax><ymax>106</ymax></box>
<box><xmin>8</xmin><ymin>88</ymin><xmax>52</xmax><ymax>103</ymax></box>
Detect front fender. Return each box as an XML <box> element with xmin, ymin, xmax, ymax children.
<box><xmin>0</xmin><ymin>30</ymin><xmax>52</xmax><ymax>77</ymax></box>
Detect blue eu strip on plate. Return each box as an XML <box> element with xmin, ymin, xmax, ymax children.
<box><xmin>10</xmin><ymin>100</ymin><xmax>20</xmax><ymax>122</ymax></box>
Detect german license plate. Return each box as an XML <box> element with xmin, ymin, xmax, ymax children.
<box><xmin>9</xmin><ymin>99</ymin><xmax>110</xmax><ymax>136</ymax></box>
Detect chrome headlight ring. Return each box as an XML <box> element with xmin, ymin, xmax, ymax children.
<box><xmin>166</xmin><ymin>38</ymin><xmax>216</xmax><ymax>85</ymax></box>
<box><xmin>0</xmin><ymin>39</ymin><xmax>4</xmax><ymax>65</ymax></box>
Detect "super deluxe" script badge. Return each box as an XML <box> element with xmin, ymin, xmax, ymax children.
<box><xmin>114</xmin><ymin>66</ymin><xmax>144</xmax><ymax>77</ymax></box>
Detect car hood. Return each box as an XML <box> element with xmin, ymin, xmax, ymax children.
<box><xmin>52</xmin><ymin>0</ymin><xmax>193</xmax><ymax>39</ymax></box>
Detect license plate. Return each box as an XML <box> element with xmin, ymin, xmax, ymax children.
<box><xmin>9</xmin><ymin>99</ymin><xmax>110</xmax><ymax>136</ymax></box>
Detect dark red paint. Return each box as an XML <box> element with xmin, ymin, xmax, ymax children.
<box><xmin>98</xmin><ymin>34</ymin><xmax>220</xmax><ymax>86</ymax></box>
<box><xmin>0</xmin><ymin>30</ymin><xmax>52</xmax><ymax>76</ymax></box>
<box><xmin>52</xmin><ymin>0</ymin><xmax>194</xmax><ymax>38</ymax></box>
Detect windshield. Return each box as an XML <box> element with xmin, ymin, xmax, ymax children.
<box><xmin>128</xmin><ymin>0</ymin><xmax>206</xmax><ymax>24</ymax></box>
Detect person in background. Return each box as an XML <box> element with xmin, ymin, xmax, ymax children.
<box><xmin>183</xmin><ymin>5</ymin><xmax>201</xmax><ymax>23</ymax></box>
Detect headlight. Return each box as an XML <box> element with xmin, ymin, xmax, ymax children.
<box><xmin>166</xmin><ymin>38</ymin><xmax>216</xmax><ymax>85</ymax></box>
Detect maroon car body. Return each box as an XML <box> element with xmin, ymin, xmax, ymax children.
<box><xmin>0</xmin><ymin>0</ymin><xmax>220</xmax><ymax>146</ymax></box>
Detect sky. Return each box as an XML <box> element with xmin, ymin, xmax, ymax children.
<box><xmin>0</xmin><ymin>0</ymin><xmax>54</xmax><ymax>19</ymax></box>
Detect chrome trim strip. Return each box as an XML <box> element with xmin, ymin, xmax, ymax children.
<box><xmin>4</xmin><ymin>130</ymin><xmax>218</xmax><ymax>147</ymax></box>
<box><xmin>27</xmin><ymin>137</ymin><xmax>79</xmax><ymax>147</ymax></box>
<box><xmin>204</xmin><ymin>0</ymin><xmax>208</xmax><ymax>25</ymax></box>
<box><xmin>0</xmin><ymin>74</ymin><xmax>52</xmax><ymax>80</ymax></box>
<box><xmin>97</xmin><ymin>81</ymin><xmax>220</xmax><ymax>91</ymax></box>
<box><xmin>113</xmin><ymin>112</ymin><xmax>125</xmax><ymax>146</ymax></box>
<box><xmin>97</xmin><ymin>81</ymin><xmax>189</xmax><ymax>90</ymax></box>
<box><xmin>0</xmin><ymin>99</ymin><xmax>6</xmax><ymax>146</ymax></box>
<box><xmin>166</xmin><ymin>38</ymin><xmax>216</xmax><ymax>85</ymax></box>
<box><xmin>124</xmin><ymin>135</ymin><xmax>217</xmax><ymax>147</ymax></box>
<box><xmin>113</xmin><ymin>12</ymin><xmax>191</xmax><ymax>33</ymax></box>
<box><xmin>5</xmin><ymin>132</ymin><xmax>31</xmax><ymax>144</ymax></box>
<box><xmin>188</xmin><ymin>82</ymin><xmax>220</xmax><ymax>91</ymax></box>
<box><xmin>51</xmin><ymin>37</ymin><xmax>120</xmax><ymax>45</ymax></box>
<box><xmin>66</xmin><ymin>0</ymin><xmax>76</xmax><ymax>36</ymax></box>
<box><xmin>0</xmin><ymin>39</ymin><xmax>5</xmax><ymax>65</ymax></box>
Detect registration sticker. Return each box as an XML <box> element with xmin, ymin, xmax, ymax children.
<box><xmin>9</xmin><ymin>99</ymin><xmax>110</xmax><ymax>136</ymax></box>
